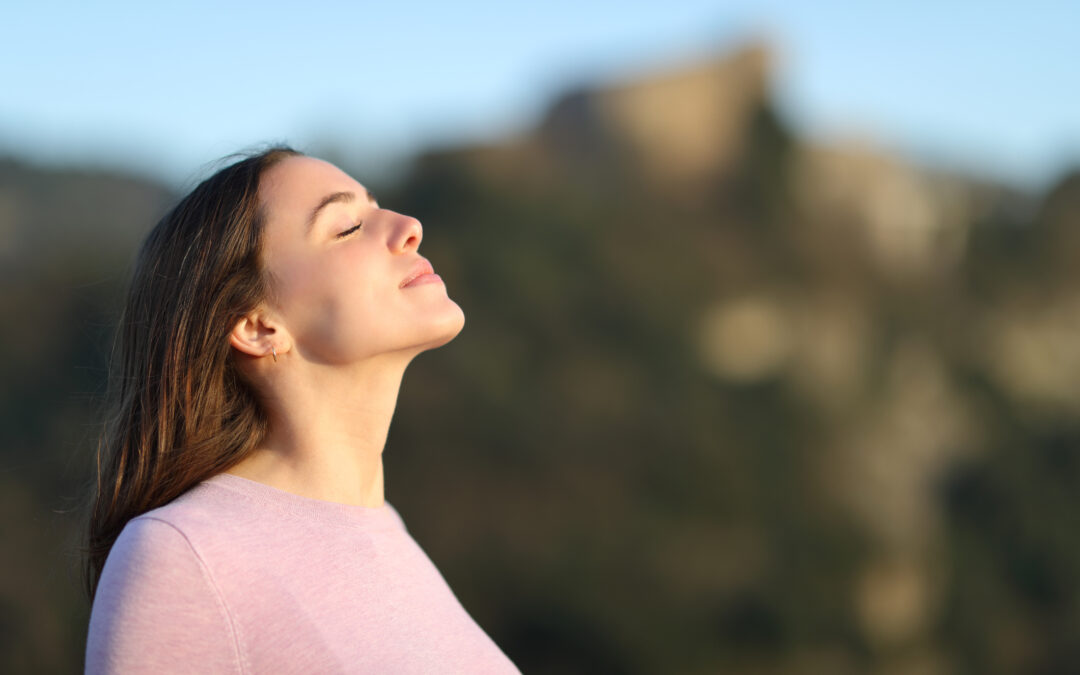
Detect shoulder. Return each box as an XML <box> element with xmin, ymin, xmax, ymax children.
<box><xmin>384</xmin><ymin>501</ymin><xmax>407</xmax><ymax>531</ymax></box>
<box><xmin>93</xmin><ymin>516</ymin><xmax>223</xmax><ymax>618</ymax></box>
<box><xmin>120</xmin><ymin>479</ymin><xmax>269</xmax><ymax>561</ymax></box>
<box><xmin>107</xmin><ymin>515</ymin><xmax>198</xmax><ymax>571</ymax></box>
<box><xmin>135</xmin><ymin>481</ymin><xmax>239</xmax><ymax>536</ymax></box>
<box><xmin>104</xmin><ymin>513</ymin><xmax>211</xmax><ymax>581</ymax></box>
<box><xmin>87</xmin><ymin>517</ymin><xmax>246</xmax><ymax>674</ymax></box>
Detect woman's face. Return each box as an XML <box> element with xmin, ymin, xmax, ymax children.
<box><xmin>255</xmin><ymin>155</ymin><xmax>464</xmax><ymax>365</ymax></box>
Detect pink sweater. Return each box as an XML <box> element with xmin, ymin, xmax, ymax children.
<box><xmin>85</xmin><ymin>473</ymin><xmax>521</xmax><ymax>674</ymax></box>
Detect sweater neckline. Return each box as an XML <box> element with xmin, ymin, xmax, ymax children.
<box><xmin>200</xmin><ymin>472</ymin><xmax>399</xmax><ymax>527</ymax></box>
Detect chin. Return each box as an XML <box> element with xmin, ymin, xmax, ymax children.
<box><xmin>408</xmin><ymin>304</ymin><xmax>465</xmax><ymax>355</ymax></box>
<box><xmin>430</xmin><ymin>305</ymin><xmax>466</xmax><ymax>348</ymax></box>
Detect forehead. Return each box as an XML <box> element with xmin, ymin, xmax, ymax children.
<box><xmin>259</xmin><ymin>155</ymin><xmax>363</xmax><ymax>227</ymax></box>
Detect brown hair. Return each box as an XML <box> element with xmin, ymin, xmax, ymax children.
<box><xmin>82</xmin><ymin>146</ymin><xmax>300</xmax><ymax>600</ymax></box>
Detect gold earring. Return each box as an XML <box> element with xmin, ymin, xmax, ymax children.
<box><xmin>271</xmin><ymin>345</ymin><xmax>277</xmax><ymax>362</ymax></box>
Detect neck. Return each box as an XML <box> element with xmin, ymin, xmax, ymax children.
<box><xmin>225</xmin><ymin>355</ymin><xmax>410</xmax><ymax>508</ymax></box>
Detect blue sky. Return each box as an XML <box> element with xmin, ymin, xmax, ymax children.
<box><xmin>3</xmin><ymin>0</ymin><xmax>1077</xmax><ymax>191</ymax></box>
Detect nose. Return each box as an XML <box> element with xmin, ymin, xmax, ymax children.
<box><xmin>387</xmin><ymin>211</ymin><xmax>422</xmax><ymax>253</ymax></box>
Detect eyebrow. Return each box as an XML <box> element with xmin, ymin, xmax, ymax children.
<box><xmin>305</xmin><ymin>189</ymin><xmax>378</xmax><ymax>233</ymax></box>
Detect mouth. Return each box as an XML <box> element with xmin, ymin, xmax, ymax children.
<box><xmin>400</xmin><ymin>258</ymin><xmax>437</xmax><ymax>288</ymax></box>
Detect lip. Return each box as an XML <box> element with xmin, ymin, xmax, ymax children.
<box><xmin>400</xmin><ymin>258</ymin><xmax>439</xmax><ymax>288</ymax></box>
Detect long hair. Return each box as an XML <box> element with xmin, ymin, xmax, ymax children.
<box><xmin>82</xmin><ymin>146</ymin><xmax>300</xmax><ymax>600</ymax></box>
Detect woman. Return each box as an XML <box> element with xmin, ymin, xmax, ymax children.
<box><xmin>83</xmin><ymin>147</ymin><xmax>521</xmax><ymax>673</ymax></box>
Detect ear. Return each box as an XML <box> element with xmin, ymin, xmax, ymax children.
<box><xmin>229</xmin><ymin>306</ymin><xmax>287</xmax><ymax>359</ymax></box>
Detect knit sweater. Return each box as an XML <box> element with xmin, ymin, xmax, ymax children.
<box><xmin>85</xmin><ymin>472</ymin><xmax>520</xmax><ymax>674</ymax></box>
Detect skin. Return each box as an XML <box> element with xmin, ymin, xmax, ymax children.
<box><xmin>225</xmin><ymin>155</ymin><xmax>465</xmax><ymax>507</ymax></box>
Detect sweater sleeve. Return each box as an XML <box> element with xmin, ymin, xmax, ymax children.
<box><xmin>85</xmin><ymin>517</ymin><xmax>244</xmax><ymax>674</ymax></box>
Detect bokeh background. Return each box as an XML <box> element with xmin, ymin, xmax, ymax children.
<box><xmin>4</xmin><ymin>2</ymin><xmax>1080</xmax><ymax>673</ymax></box>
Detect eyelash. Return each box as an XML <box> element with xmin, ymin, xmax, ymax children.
<box><xmin>337</xmin><ymin>221</ymin><xmax>363</xmax><ymax>238</ymax></box>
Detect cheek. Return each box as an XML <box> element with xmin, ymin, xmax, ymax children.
<box><xmin>275</xmin><ymin>258</ymin><xmax>390</xmax><ymax>360</ymax></box>
<box><xmin>271</xmin><ymin>261</ymin><xmax>332</xmax><ymax>340</ymax></box>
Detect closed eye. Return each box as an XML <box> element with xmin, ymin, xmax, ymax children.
<box><xmin>337</xmin><ymin>221</ymin><xmax>363</xmax><ymax>238</ymax></box>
